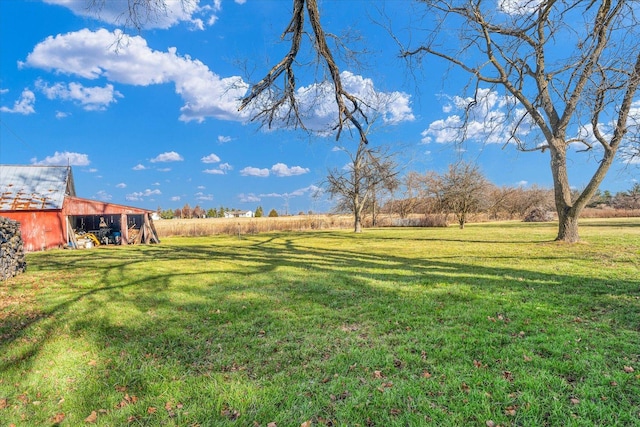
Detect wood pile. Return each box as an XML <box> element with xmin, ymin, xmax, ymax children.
<box><xmin>0</xmin><ymin>216</ymin><xmax>27</xmax><ymax>280</ymax></box>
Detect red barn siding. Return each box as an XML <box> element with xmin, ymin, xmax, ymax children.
<box><xmin>63</xmin><ymin>197</ymin><xmax>149</xmax><ymax>216</ymax></box>
<box><xmin>0</xmin><ymin>210</ymin><xmax>66</xmax><ymax>252</ymax></box>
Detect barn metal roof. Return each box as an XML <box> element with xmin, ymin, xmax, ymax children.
<box><xmin>0</xmin><ymin>165</ymin><xmax>76</xmax><ymax>211</ymax></box>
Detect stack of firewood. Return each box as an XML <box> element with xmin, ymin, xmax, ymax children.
<box><xmin>0</xmin><ymin>216</ymin><xmax>27</xmax><ymax>280</ymax></box>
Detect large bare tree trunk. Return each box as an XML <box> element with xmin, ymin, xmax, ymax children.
<box><xmin>354</xmin><ymin>215</ymin><xmax>363</xmax><ymax>233</ymax></box>
<box><xmin>549</xmin><ymin>145</ymin><xmax>581</xmax><ymax>242</ymax></box>
<box><xmin>557</xmin><ymin>208</ymin><xmax>580</xmax><ymax>243</ymax></box>
<box><xmin>353</xmin><ymin>194</ymin><xmax>364</xmax><ymax>233</ymax></box>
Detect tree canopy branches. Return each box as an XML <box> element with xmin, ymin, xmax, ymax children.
<box><xmin>403</xmin><ymin>0</ymin><xmax>640</xmax><ymax>241</ymax></box>
<box><xmin>238</xmin><ymin>0</ymin><xmax>370</xmax><ymax>144</ymax></box>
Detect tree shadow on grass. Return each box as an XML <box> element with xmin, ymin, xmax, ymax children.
<box><xmin>1</xmin><ymin>229</ymin><xmax>639</xmax><ymax>424</ymax></box>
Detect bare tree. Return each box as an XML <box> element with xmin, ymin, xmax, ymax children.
<box><xmin>326</xmin><ymin>142</ymin><xmax>399</xmax><ymax>233</ymax></box>
<box><xmin>389</xmin><ymin>171</ymin><xmax>426</xmax><ymax>219</ymax></box>
<box><xmin>181</xmin><ymin>203</ymin><xmax>192</xmax><ymax>219</ymax></box>
<box><xmin>488</xmin><ymin>185</ymin><xmax>554</xmax><ymax>220</ymax></box>
<box><xmin>402</xmin><ymin>0</ymin><xmax>640</xmax><ymax>242</ymax></box>
<box><xmin>613</xmin><ymin>183</ymin><xmax>640</xmax><ymax>209</ymax></box>
<box><xmin>428</xmin><ymin>161</ymin><xmax>490</xmax><ymax>229</ymax></box>
<box><xmin>192</xmin><ymin>205</ymin><xmax>205</xmax><ymax>219</ymax></box>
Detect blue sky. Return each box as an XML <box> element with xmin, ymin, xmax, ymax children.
<box><xmin>1</xmin><ymin>0</ymin><xmax>638</xmax><ymax>214</ymax></box>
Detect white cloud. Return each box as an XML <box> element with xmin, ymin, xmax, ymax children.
<box><xmin>238</xmin><ymin>193</ymin><xmax>260</xmax><ymax>203</ymax></box>
<box><xmin>95</xmin><ymin>190</ymin><xmax>112</xmax><ymax>201</ymax></box>
<box><xmin>195</xmin><ymin>192</ymin><xmax>214</xmax><ymax>201</ymax></box>
<box><xmin>32</xmin><ymin>151</ymin><xmax>90</xmax><ymax>166</ymax></box>
<box><xmin>37</xmin><ymin>80</ymin><xmax>122</xmax><ymax>111</ymax></box>
<box><xmin>203</xmin><ymin>168</ymin><xmax>225</xmax><ymax>175</ymax></box>
<box><xmin>151</xmin><ymin>151</ymin><xmax>183</xmax><ymax>163</ymax></box>
<box><xmin>620</xmin><ymin>146</ymin><xmax>640</xmax><ymax>164</ymax></box>
<box><xmin>291</xmin><ymin>71</ymin><xmax>414</xmax><ymax>133</ymax></box>
<box><xmin>44</xmin><ymin>0</ymin><xmax>220</xmax><ymax>30</ymax></box>
<box><xmin>201</xmin><ymin>153</ymin><xmax>221</xmax><ymax>163</ymax></box>
<box><xmin>22</xmin><ymin>28</ymin><xmax>249</xmax><ymax>123</ymax></box>
<box><xmin>241</xmin><ymin>166</ymin><xmax>270</xmax><ymax>177</ymax></box>
<box><xmin>218</xmin><ymin>135</ymin><xmax>232</xmax><ymax>143</ymax></box>
<box><xmin>204</xmin><ymin>162</ymin><xmax>233</xmax><ymax>174</ymax></box>
<box><xmin>238</xmin><ymin>163</ymin><xmax>310</xmax><ymax>178</ymax></box>
<box><xmin>126</xmin><ymin>188</ymin><xmax>161</xmax><ymax>201</ymax></box>
<box><xmin>171</xmin><ymin>196</ymin><xmax>181</xmax><ymax>201</ymax></box>
<box><xmin>516</xmin><ymin>180</ymin><xmax>528</xmax><ymax>187</ymax></box>
<box><xmin>197</xmin><ymin>185</ymin><xmax>206</xmax><ymax>190</ymax></box>
<box><xmin>499</xmin><ymin>0</ymin><xmax>542</xmax><ymax>15</ymax></box>
<box><xmin>157</xmin><ymin>167</ymin><xmax>172</xmax><ymax>172</ymax></box>
<box><xmin>235</xmin><ymin>0</ymin><xmax>247</xmax><ymax>4</ymax></box>
<box><xmin>132</xmin><ymin>164</ymin><xmax>147</xmax><ymax>170</ymax></box>
<box><xmin>116</xmin><ymin>183</ymin><xmax>127</xmax><ymax>188</ymax></box>
<box><xmin>0</xmin><ymin>89</ymin><xmax>36</xmax><ymax>115</ymax></box>
<box><xmin>422</xmin><ymin>88</ymin><xmax>533</xmax><ymax>145</ymax></box>
<box><xmin>22</xmin><ymin>29</ymin><xmax>414</xmax><ymax>131</ymax></box>
<box><xmin>271</xmin><ymin>163</ymin><xmax>310</xmax><ymax>177</ymax></box>
<box><xmin>55</xmin><ymin>111</ymin><xmax>70</xmax><ymax>119</ymax></box>
<box><xmin>259</xmin><ymin>185</ymin><xmax>321</xmax><ymax>199</ymax></box>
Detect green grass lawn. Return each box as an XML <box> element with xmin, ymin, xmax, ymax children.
<box><xmin>1</xmin><ymin>219</ymin><xmax>639</xmax><ymax>426</ymax></box>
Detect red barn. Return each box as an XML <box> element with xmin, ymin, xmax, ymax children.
<box><xmin>0</xmin><ymin>165</ymin><xmax>159</xmax><ymax>252</ymax></box>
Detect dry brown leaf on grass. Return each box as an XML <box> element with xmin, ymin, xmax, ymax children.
<box><xmin>473</xmin><ymin>359</ymin><xmax>487</xmax><ymax>369</ymax></box>
<box><xmin>51</xmin><ymin>413</ymin><xmax>65</xmax><ymax>423</ymax></box>
<box><xmin>301</xmin><ymin>421</ymin><xmax>312</xmax><ymax>427</ymax></box>
<box><xmin>116</xmin><ymin>393</ymin><xmax>138</xmax><ymax>409</ymax></box>
<box><xmin>623</xmin><ymin>366</ymin><xmax>635</xmax><ymax>373</ymax></box>
<box><xmin>84</xmin><ymin>410</ymin><xmax>98</xmax><ymax>423</ymax></box>
<box><xmin>221</xmin><ymin>407</ymin><xmax>240</xmax><ymax>420</ymax></box>
<box><xmin>373</xmin><ymin>370</ymin><xmax>385</xmax><ymax>379</ymax></box>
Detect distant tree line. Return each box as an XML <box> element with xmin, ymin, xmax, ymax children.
<box><xmin>331</xmin><ymin>160</ymin><xmax>640</xmax><ymax>230</ymax></box>
<box><xmin>156</xmin><ymin>204</ymin><xmax>285</xmax><ymax>219</ymax></box>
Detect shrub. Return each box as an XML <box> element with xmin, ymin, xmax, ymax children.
<box><xmin>523</xmin><ymin>207</ymin><xmax>554</xmax><ymax>222</ymax></box>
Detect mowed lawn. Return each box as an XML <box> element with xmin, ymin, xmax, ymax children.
<box><xmin>1</xmin><ymin>219</ymin><xmax>639</xmax><ymax>426</ymax></box>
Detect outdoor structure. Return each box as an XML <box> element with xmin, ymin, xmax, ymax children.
<box><xmin>224</xmin><ymin>210</ymin><xmax>254</xmax><ymax>218</ymax></box>
<box><xmin>0</xmin><ymin>165</ymin><xmax>159</xmax><ymax>252</ymax></box>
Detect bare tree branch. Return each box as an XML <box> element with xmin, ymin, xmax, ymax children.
<box><xmin>238</xmin><ymin>0</ymin><xmax>369</xmax><ymax>144</ymax></box>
